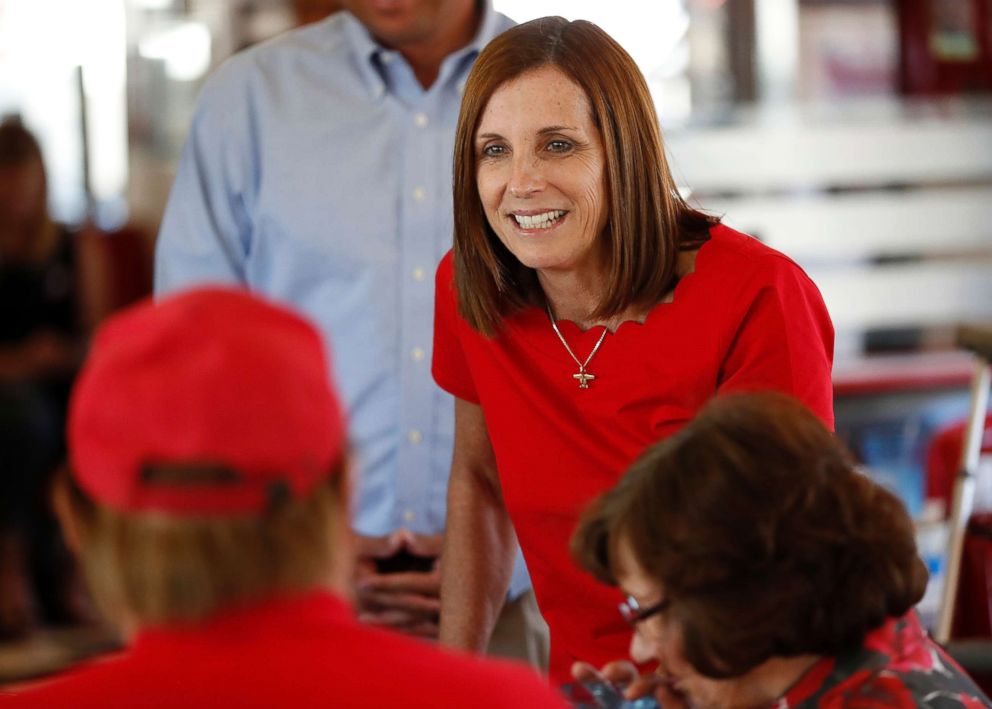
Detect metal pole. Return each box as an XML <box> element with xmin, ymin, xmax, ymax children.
<box><xmin>935</xmin><ymin>327</ymin><xmax>992</xmax><ymax>644</ymax></box>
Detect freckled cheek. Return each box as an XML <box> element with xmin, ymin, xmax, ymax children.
<box><xmin>476</xmin><ymin>170</ymin><xmax>504</xmax><ymax>225</ymax></box>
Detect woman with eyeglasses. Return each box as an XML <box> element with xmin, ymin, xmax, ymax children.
<box><xmin>432</xmin><ymin>16</ymin><xmax>833</xmax><ymax>686</ymax></box>
<box><xmin>570</xmin><ymin>392</ymin><xmax>991</xmax><ymax>709</ymax></box>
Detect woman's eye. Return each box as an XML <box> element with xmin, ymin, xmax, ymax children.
<box><xmin>547</xmin><ymin>140</ymin><xmax>572</xmax><ymax>153</ymax></box>
<box><xmin>482</xmin><ymin>144</ymin><xmax>507</xmax><ymax>157</ymax></box>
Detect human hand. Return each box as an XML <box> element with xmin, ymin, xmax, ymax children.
<box><xmin>354</xmin><ymin>529</ymin><xmax>442</xmax><ymax>638</ymax></box>
<box><xmin>570</xmin><ymin>660</ymin><xmax>678</xmax><ymax>708</ymax></box>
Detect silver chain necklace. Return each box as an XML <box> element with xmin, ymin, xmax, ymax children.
<box><xmin>546</xmin><ymin>304</ymin><xmax>609</xmax><ymax>389</ymax></box>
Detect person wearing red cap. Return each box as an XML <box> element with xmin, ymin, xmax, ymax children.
<box><xmin>2</xmin><ymin>287</ymin><xmax>566</xmax><ymax>708</ymax></box>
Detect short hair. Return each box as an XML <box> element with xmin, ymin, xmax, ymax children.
<box><xmin>452</xmin><ymin>17</ymin><xmax>717</xmax><ymax>336</ymax></box>
<box><xmin>572</xmin><ymin>392</ymin><xmax>927</xmax><ymax>679</ymax></box>
<box><xmin>58</xmin><ymin>459</ymin><xmax>347</xmax><ymax>627</ymax></box>
<box><xmin>0</xmin><ymin>116</ymin><xmax>44</xmax><ymax>169</ymax></box>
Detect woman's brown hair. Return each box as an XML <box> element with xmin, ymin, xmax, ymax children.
<box><xmin>572</xmin><ymin>392</ymin><xmax>927</xmax><ymax>678</ymax></box>
<box><xmin>452</xmin><ymin>17</ymin><xmax>717</xmax><ymax>336</ymax></box>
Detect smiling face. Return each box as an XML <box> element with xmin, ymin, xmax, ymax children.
<box><xmin>474</xmin><ymin>65</ymin><xmax>609</xmax><ymax>284</ymax></box>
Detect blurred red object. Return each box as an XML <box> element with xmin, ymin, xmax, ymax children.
<box><xmin>76</xmin><ymin>225</ymin><xmax>153</xmax><ymax>328</ymax></box>
<box><xmin>927</xmin><ymin>415</ymin><xmax>992</xmax><ymax>510</ymax></box>
<box><xmin>898</xmin><ymin>0</ymin><xmax>992</xmax><ymax>95</ymax></box>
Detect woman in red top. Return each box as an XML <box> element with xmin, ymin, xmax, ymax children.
<box><xmin>432</xmin><ymin>17</ymin><xmax>834</xmax><ymax>686</ymax></box>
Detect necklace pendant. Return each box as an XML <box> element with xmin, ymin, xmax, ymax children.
<box><xmin>573</xmin><ymin>370</ymin><xmax>596</xmax><ymax>389</ymax></box>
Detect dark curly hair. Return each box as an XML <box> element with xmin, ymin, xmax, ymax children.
<box><xmin>571</xmin><ymin>392</ymin><xmax>927</xmax><ymax>679</ymax></box>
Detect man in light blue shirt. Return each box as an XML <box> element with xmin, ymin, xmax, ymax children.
<box><xmin>155</xmin><ymin>0</ymin><xmax>542</xmax><ymax>660</ymax></box>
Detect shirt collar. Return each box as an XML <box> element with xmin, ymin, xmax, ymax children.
<box><xmin>340</xmin><ymin>0</ymin><xmax>503</xmax><ymax>100</ymax></box>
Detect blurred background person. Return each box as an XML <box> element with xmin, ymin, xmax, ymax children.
<box><xmin>152</xmin><ymin>0</ymin><xmax>545</xmax><ymax>663</ymax></box>
<box><xmin>433</xmin><ymin>17</ymin><xmax>833</xmax><ymax>686</ymax></box>
<box><xmin>571</xmin><ymin>392</ymin><xmax>990</xmax><ymax>709</ymax></box>
<box><xmin>0</xmin><ymin>116</ymin><xmax>87</xmax><ymax>639</ymax></box>
<box><xmin>3</xmin><ymin>287</ymin><xmax>568</xmax><ymax>708</ymax></box>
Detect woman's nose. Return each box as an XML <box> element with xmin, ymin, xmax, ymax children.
<box><xmin>507</xmin><ymin>156</ymin><xmax>543</xmax><ymax>198</ymax></box>
<box><xmin>629</xmin><ymin>626</ymin><xmax>658</xmax><ymax>665</ymax></box>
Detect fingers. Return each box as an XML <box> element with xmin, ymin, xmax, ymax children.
<box><xmin>570</xmin><ymin>660</ymin><xmax>661</xmax><ymax>703</ymax></box>
<box><xmin>358</xmin><ymin>569</ymin><xmax>441</xmax><ymax>597</ymax></box>
<box><xmin>399</xmin><ymin>619</ymin><xmax>440</xmax><ymax>639</ymax></box>
<box><xmin>354</xmin><ymin>529</ymin><xmax>443</xmax><ymax>560</ymax></box>
<box><xmin>403</xmin><ymin>530</ymin><xmax>443</xmax><ymax>557</ymax></box>
<box><xmin>353</xmin><ymin>557</ymin><xmax>379</xmax><ymax>581</ymax></box>
<box><xmin>354</xmin><ymin>532</ymin><xmax>404</xmax><ymax>560</ymax></box>
<box><xmin>352</xmin><ymin>529</ymin><xmax>444</xmax><ymax>641</ymax></box>
<box><xmin>599</xmin><ymin>660</ymin><xmax>641</xmax><ymax>687</ymax></box>
<box><xmin>358</xmin><ymin>589</ymin><xmax>441</xmax><ymax>614</ymax></box>
<box><xmin>357</xmin><ymin>608</ymin><xmax>440</xmax><ymax>636</ymax></box>
<box><xmin>570</xmin><ymin>661</ymin><xmax>603</xmax><ymax>685</ymax></box>
<box><xmin>571</xmin><ymin>660</ymin><xmax>639</xmax><ymax>686</ymax></box>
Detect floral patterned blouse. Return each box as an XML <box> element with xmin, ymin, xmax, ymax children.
<box><xmin>780</xmin><ymin>613</ymin><xmax>990</xmax><ymax>708</ymax></box>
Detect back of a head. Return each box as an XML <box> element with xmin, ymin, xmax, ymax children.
<box><xmin>0</xmin><ymin>116</ymin><xmax>43</xmax><ymax>169</ymax></box>
<box><xmin>63</xmin><ymin>287</ymin><xmax>349</xmax><ymax>626</ymax></box>
<box><xmin>0</xmin><ymin>116</ymin><xmax>48</xmax><ymax>257</ymax></box>
<box><xmin>573</xmin><ymin>392</ymin><xmax>928</xmax><ymax>678</ymax></box>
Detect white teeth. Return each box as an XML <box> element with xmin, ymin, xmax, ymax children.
<box><xmin>513</xmin><ymin>210</ymin><xmax>565</xmax><ymax>229</ymax></box>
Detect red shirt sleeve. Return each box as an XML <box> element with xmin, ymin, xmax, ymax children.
<box><xmin>716</xmin><ymin>255</ymin><xmax>835</xmax><ymax>430</ymax></box>
<box><xmin>432</xmin><ymin>251</ymin><xmax>480</xmax><ymax>404</ymax></box>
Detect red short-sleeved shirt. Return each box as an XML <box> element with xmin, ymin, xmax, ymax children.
<box><xmin>2</xmin><ymin>591</ymin><xmax>568</xmax><ymax>708</ymax></box>
<box><xmin>433</xmin><ymin>224</ymin><xmax>835</xmax><ymax>684</ymax></box>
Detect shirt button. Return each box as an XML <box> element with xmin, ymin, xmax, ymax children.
<box><xmin>371</xmin><ymin>84</ymin><xmax>384</xmax><ymax>98</ymax></box>
<box><xmin>408</xmin><ymin>429</ymin><xmax>423</xmax><ymax>445</ymax></box>
<box><xmin>412</xmin><ymin>266</ymin><xmax>426</xmax><ymax>282</ymax></box>
<box><xmin>412</xmin><ymin>187</ymin><xmax>426</xmax><ymax>202</ymax></box>
<box><xmin>414</xmin><ymin>113</ymin><xmax>429</xmax><ymax>128</ymax></box>
<box><xmin>402</xmin><ymin>510</ymin><xmax>416</xmax><ymax>523</ymax></box>
<box><xmin>381</xmin><ymin>52</ymin><xmax>395</xmax><ymax>64</ymax></box>
<box><xmin>411</xmin><ymin>347</ymin><xmax>425</xmax><ymax>362</ymax></box>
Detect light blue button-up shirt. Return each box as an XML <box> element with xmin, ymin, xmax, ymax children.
<box><xmin>155</xmin><ymin>6</ymin><xmax>529</xmax><ymax>594</ymax></box>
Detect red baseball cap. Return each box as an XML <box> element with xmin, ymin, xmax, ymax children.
<box><xmin>68</xmin><ymin>287</ymin><xmax>346</xmax><ymax>516</ymax></box>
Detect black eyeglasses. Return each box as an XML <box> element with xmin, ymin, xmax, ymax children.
<box><xmin>618</xmin><ymin>595</ymin><xmax>670</xmax><ymax>627</ymax></box>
